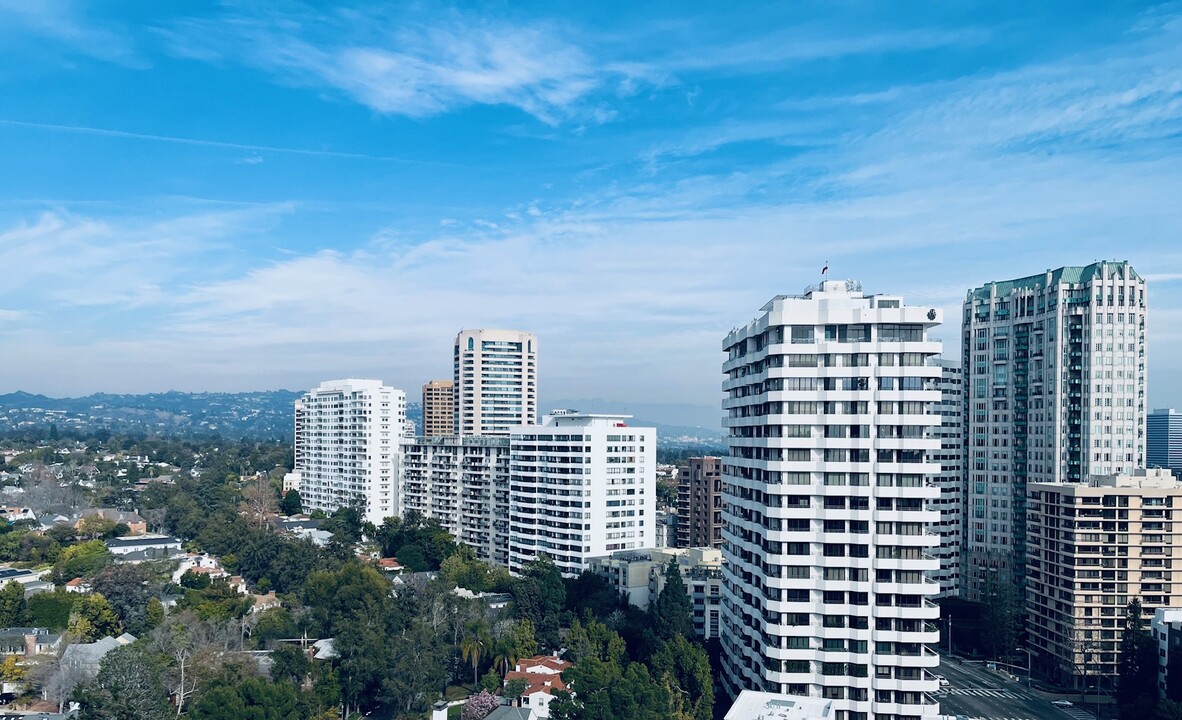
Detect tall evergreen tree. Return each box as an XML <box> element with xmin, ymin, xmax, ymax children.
<box><xmin>652</xmin><ymin>560</ymin><xmax>694</xmax><ymax>640</ymax></box>
<box><xmin>1117</xmin><ymin>599</ymin><xmax>1159</xmax><ymax>711</ymax></box>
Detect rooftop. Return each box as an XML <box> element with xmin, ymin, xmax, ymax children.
<box><xmin>967</xmin><ymin>261</ymin><xmax>1141</xmax><ymax>301</ymax></box>
<box><xmin>723</xmin><ymin>690</ymin><xmax>833</xmax><ymax>720</ymax></box>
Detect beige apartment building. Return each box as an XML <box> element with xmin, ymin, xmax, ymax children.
<box><xmin>421</xmin><ymin>380</ymin><xmax>454</xmax><ymax>437</ymax></box>
<box><xmin>453</xmin><ymin>329</ymin><xmax>538</xmax><ymax>436</ymax></box>
<box><xmin>1027</xmin><ymin>468</ymin><xmax>1181</xmax><ymax>690</ymax></box>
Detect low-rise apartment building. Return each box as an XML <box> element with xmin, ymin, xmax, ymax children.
<box><xmin>1027</xmin><ymin>468</ymin><xmax>1181</xmax><ymax>690</ymax></box>
<box><xmin>587</xmin><ymin>546</ymin><xmax>724</xmax><ymax>639</ymax></box>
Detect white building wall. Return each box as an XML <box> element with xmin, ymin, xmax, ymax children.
<box><xmin>932</xmin><ymin>361</ymin><xmax>963</xmax><ymax>597</ymax></box>
<box><xmin>293</xmin><ymin>379</ymin><xmax>406</xmax><ymax>526</ymax></box>
<box><xmin>720</xmin><ymin>280</ymin><xmax>941</xmax><ymax>719</ymax></box>
<box><xmin>509</xmin><ymin>411</ymin><xmax>655</xmax><ymax>577</ymax></box>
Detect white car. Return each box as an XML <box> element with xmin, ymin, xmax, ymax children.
<box><xmin>934</xmin><ymin>674</ymin><xmax>949</xmax><ymax>686</ymax></box>
<box><xmin>1051</xmin><ymin>700</ymin><xmax>1074</xmax><ymax>708</ymax></box>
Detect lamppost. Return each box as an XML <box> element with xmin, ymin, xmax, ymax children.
<box><xmin>1017</xmin><ymin>646</ymin><xmax>1034</xmax><ymax>688</ymax></box>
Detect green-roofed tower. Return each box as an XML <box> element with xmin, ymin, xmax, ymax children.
<box><xmin>960</xmin><ymin>261</ymin><xmax>1147</xmax><ymax>610</ymax></box>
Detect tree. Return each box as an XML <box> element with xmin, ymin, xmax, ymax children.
<box><xmin>146</xmin><ymin>598</ymin><xmax>164</xmax><ymax>630</ymax></box>
<box><xmin>461</xmin><ymin>623</ymin><xmax>492</xmax><ymax>685</ymax></box>
<box><xmin>462</xmin><ymin>690</ymin><xmax>500</xmax><ymax>720</ymax></box>
<box><xmin>651</xmin><ymin>561</ymin><xmax>694</xmax><ymax>641</ymax></box>
<box><xmin>280</xmin><ymin>489</ymin><xmax>302</xmax><ymax>516</ymax></box>
<box><xmin>981</xmin><ymin>570</ymin><xmax>1021</xmax><ymax>662</ymax></box>
<box><xmin>75</xmin><ymin>643</ymin><xmax>172</xmax><ymax>720</ymax></box>
<box><xmin>504</xmin><ymin>677</ymin><xmax>529</xmax><ymax>701</ymax></box>
<box><xmin>651</xmin><ymin>635</ymin><xmax>714</xmax><ymax>720</ymax></box>
<box><xmin>55</xmin><ymin>540</ymin><xmax>113</xmax><ymax>582</ymax></box>
<box><xmin>241</xmin><ymin>476</ymin><xmax>278</xmax><ymax>528</ymax></box>
<box><xmin>189</xmin><ymin>677</ymin><xmax>302</xmax><ymax>720</ymax></box>
<box><xmin>0</xmin><ymin>580</ymin><xmax>27</xmax><ymax>627</ymax></box>
<box><xmin>28</xmin><ymin>588</ymin><xmax>77</xmax><ymax>630</ymax></box>
<box><xmin>68</xmin><ymin>593</ymin><xmax>121</xmax><ymax>642</ymax></box>
<box><xmin>512</xmin><ymin>555</ymin><xmax>566</xmax><ymax>650</ymax></box>
<box><xmin>91</xmin><ymin>564</ymin><xmax>154</xmax><ymax>636</ymax></box>
<box><xmin>1118</xmin><ymin>599</ymin><xmax>1159</xmax><ymax>714</ymax></box>
<box><xmin>152</xmin><ymin>611</ymin><xmax>237</xmax><ymax>716</ymax></box>
<box><xmin>270</xmin><ymin>644</ymin><xmax>311</xmax><ymax>686</ymax></box>
<box><xmin>479</xmin><ymin>668</ymin><xmax>502</xmax><ymax>693</ymax></box>
<box><xmin>0</xmin><ymin>654</ymin><xmax>25</xmax><ymax>682</ymax></box>
<box><xmin>380</xmin><ymin>622</ymin><xmax>449</xmax><ymax>715</ymax></box>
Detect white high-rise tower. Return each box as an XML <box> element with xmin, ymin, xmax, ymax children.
<box><xmin>293</xmin><ymin>379</ymin><xmax>407</xmax><ymax>525</ymax></box>
<box><xmin>720</xmin><ymin>280</ymin><xmax>941</xmax><ymax>719</ymax></box>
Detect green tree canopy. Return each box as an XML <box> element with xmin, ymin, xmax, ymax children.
<box><xmin>0</xmin><ymin>581</ymin><xmax>28</xmax><ymax>628</ymax></box>
<box><xmin>76</xmin><ymin>643</ymin><xmax>171</xmax><ymax>720</ymax></box>
<box><xmin>68</xmin><ymin>593</ymin><xmax>121</xmax><ymax>642</ymax></box>
<box><xmin>279</xmin><ymin>489</ymin><xmax>302</xmax><ymax>516</ymax></box>
<box><xmin>1118</xmin><ymin>599</ymin><xmax>1158</xmax><ymax>713</ymax></box>
<box><xmin>651</xmin><ymin>561</ymin><xmax>694</xmax><ymax>641</ymax></box>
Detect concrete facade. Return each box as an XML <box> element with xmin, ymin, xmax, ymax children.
<box><xmin>962</xmin><ymin>262</ymin><xmax>1147</xmax><ymax>599</ymax></box>
<box><xmin>422</xmin><ymin>380</ymin><xmax>455</xmax><ymax>437</ymax></box>
<box><xmin>454</xmin><ymin>329</ymin><xmax>538</xmax><ymax>436</ymax></box>
<box><xmin>720</xmin><ymin>280</ymin><xmax>942</xmax><ymax>719</ymax></box>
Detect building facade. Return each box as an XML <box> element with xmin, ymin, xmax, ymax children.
<box><xmin>400</xmin><ymin>435</ymin><xmax>512</xmax><ymax>566</ymax></box>
<box><xmin>587</xmin><ymin>546</ymin><xmax>724</xmax><ymax>639</ymax></box>
<box><xmin>1149</xmin><ymin>409</ymin><xmax>1182</xmax><ymax>478</ymax></box>
<box><xmin>720</xmin><ymin>280</ymin><xmax>942</xmax><ymax>719</ymax></box>
<box><xmin>677</xmin><ymin>456</ymin><xmax>724</xmax><ymax>549</ymax></box>
<box><xmin>294</xmin><ymin>379</ymin><xmax>407</xmax><ymax>524</ymax></box>
<box><xmin>1026</xmin><ymin>469</ymin><xmax>1180</xmax><ymax>690</ymax></box>
<box><xmin>508</xmin><ymin>411</ymin><xmax>655</xmax><ymax>577</ymax></box>
<box><xmin>454</xmin><ymin>329</ymin><xmax>538</xmax><ymax>436</ymax></box>
<box><xmin>962</xmin><ymin>261</ymin><xmax>1147</xmax><ymax>600</ymax></box>
<box><xmin>422</xmin><ymin>380</ymin><xmax>455</xmax><ymax>437</ymax></box>
<box><xmin>932</xmin><ymin>362</ymin><xmax>963</xmax><ymax>598</ymax></box>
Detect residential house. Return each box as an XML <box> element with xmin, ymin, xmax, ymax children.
<box><xmin>0</xmin><ymin>627</ymin><xmax>61</xmax><ymax>658</ymax></box>
<box><xmin>74</xmin><ymin>509</ymin><xmax>147</xmax><ymax>535</ymax></box>
<box><xmin>104</xmin><ymin>535</ymin><xmax>182</xmax><ymax>558</ymax></box>
<box><xmin>58</xmin><ymin>633</ymin><xmax>137</xmax><ymax>679</ymax></box>
<box><xmin>504</xmin><ymin>655</ymin><xmax>572</xmax><ymax>720</ymax></box>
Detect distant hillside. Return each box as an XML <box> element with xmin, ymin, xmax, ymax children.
<box><xmin>0</xmin><ymin>390</ymin><xmax>304</xmax><ymax>440</ymax></box>
<box><xmin>0</xmin><ymin>389</ymin><xmax>717</xmax><ymax>446</ymax></box>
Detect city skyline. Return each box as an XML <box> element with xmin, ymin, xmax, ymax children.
<box><xmin>1</xmin><ymin>3</ymin><xmax>1180</xmax><ymax>411</ymax></box>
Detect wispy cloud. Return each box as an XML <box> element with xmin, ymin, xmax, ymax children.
<box><xmin>0</xmin><ymin>119</ymin><xmax>454</xmax><ymax>165</ymax></box>
<box><xmin>0</xmin><ymin>0</ymin><xmax>140</xmax><ymax>66</ymax></box>
<box><xmin>158</xmin><ymin>6</ymin><xmax>639</xmax><ymax>125</ymax></box>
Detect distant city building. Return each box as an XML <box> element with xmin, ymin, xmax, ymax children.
<box><xmin>508</xmin><ymin>411</ymin><xmax>654</xmax><ymax>577</ymax></box>
<box><xmin>962</xmin><ymin>261</ymin><xmax>1147</xmax><ymax>600</ymax></box>
<box><xmin>294</xmin><ymin>379</ymin><xmax>407</xmax><ymax>524</ymax></box>
<box><xmin>400</xmin><ymin>435</ymin><xmax>511</xmax><ymax>566</ymax></box>
<box><xmin>653</xmin><ymin>509</ymin><xmax>677</xmax><ymax>548</ymax></box>
<box><xmin>720</xmin><ymin>280</ymin><xmax>941</xmax><ymax>717</ymax></box>
<box><xmin>676</xmin><ymin>456</ymin><xmax>723</xmax><ymax>549</ymax></box>
<box><xmin>587</xmin><ymin>546</ymin><xmax>723</xmax><ymax>640</ymax></box>
<box><xmin>422</xmin><ymin>380</ymin><xmax>455</xmax><ymax>437</ymax></box>
<box><xmin>1149</xmin><ymin>409</ymin><xmax>1182</xmax><ymax>478</ymax></box>
<box><xmin>454</xmin><ymin>329</ymin><xmax>538</xmax><ymax>436</ymax></box>
<box><xmin>1027</xmin><ymin>468</ymin><xmax>1179</xmax><ymax>690</ymax></box>
<box><xmin>932</xmin><ymin>362</ymin><xmax>963</xmax><ymax>597</ymax></box>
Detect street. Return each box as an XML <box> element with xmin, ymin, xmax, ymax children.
<box><xmin>935</xmin><ymin>654</ymin><xmax>1097</xmax><ymax>720</ymax></box>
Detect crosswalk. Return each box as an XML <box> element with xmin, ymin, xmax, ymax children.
<box><xmin>936</xmin><ymin>687</ymin><xmax>1032</xmax><ymax>699</ymax></box>
<box><xmin>1054</xmin><ymin>706</ymin><xmax>1097</xmax><ymax>720</ymax></box>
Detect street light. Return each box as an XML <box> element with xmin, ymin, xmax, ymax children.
<box><xmin>1016</xmin><ymin>647</ymin><xmax>1034</xmax><ymax>688</ymax></box>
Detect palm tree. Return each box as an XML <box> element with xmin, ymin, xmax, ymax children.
<box><xmin>461</xmin><ymin>633</ymin><xmax>487</xmax><ymax>686</ymax></box>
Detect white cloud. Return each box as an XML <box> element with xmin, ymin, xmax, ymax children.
<box><xmin>160</xmin><ymin>8</ymin><xmax>637</xmax><ymax>125</ymax></box>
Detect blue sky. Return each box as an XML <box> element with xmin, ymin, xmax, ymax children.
<box><xmin>1</xmin><ymin>1</ymin><xmax>1180</xmax><ymax>415</ymax></box>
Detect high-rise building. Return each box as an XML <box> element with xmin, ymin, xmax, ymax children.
<box><xmin>1149</xmin><ymin>409</ymin><xmax>1182</xmax><ymax>478</ymax></box>
<box><xmin>294</xmin><ymin>379</ymin><xmax>407</xmax><ymax>525</ymax></box>
<box><xmin>400</xmin><ymin>435</ymin><xmax>511</xmax><ymax>566</ymax></box>
<box><xmin>1026</xmin><ymin>469</ymin><xmax>1180</xmax><ymax>690</ymax></box>
<box><xmin>421</xmin><ymin>380</ymin><xmax>455</xmax><ymax>437</ymax></box>
<box><xmin>677</xmin><ymin>457</ymin><xmax>723</xmax><ymax>549</ymax></box>
<box><xmin>932</xmin><ymin>362</ymin><xmax>963</xmax><ymax>597</ymax></box>
<box><xmin>508</xmin><ymin>411</ymin><xmax>655</xmax><ymax>577</ymax></box>
<box><xmin>454</xmin><ymin>329</ymin><xmax>538</xmax><ymax>436</ymax></box>
<box><xmin>961</xmin><ymin>261</ymin><xmax>1147</xmax><ymax>600</ymax></box>
<box><xmin>720</xmin><ymin>280</ymin><xmax>942</xmax><ymax>718</ymax></box>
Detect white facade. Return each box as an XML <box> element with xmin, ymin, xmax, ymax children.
<box><xmin>721</xmin><ymin>280</ymin><xmax>942</xmax><ymax>719</ymax></box>
<box><xmin>294</xmin><ymin>379</ymin><xmax>407</xmax><ymax>525</ymax></box>
<box><xmin>400</xmin><ymin>435</ymin><xmax>511</xmax><ymax>566</ymax></box>
<box><xmin>454</xmin><ymin>329</ymin><xmax>538</xmax><ymax>436</ymax></box>
<box><xmin>931</xmin><ymin>362</ymin><xmax>963</xmax><ymax>597</ymax></box>
<box><xmin>508</xmin><ymin>411</ymin><xmax>655</xmax><ymax>577</ymax></box>
<box><xmin>962</xmin><ymin>261</ymin><xmax>1146</xmax><ymax>599</ymax></box>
